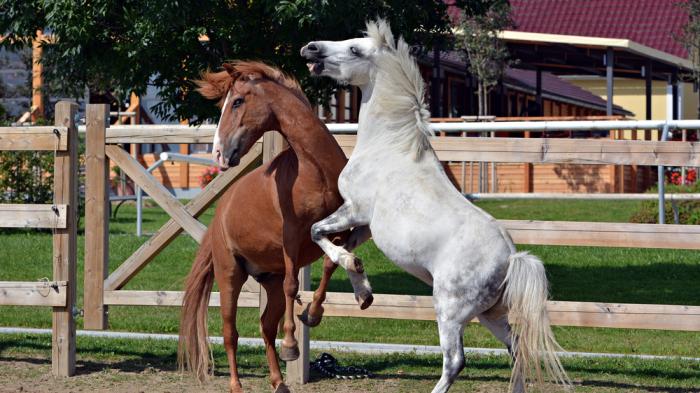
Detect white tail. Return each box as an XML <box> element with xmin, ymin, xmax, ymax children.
<box><xmin>503</xmin><ymin>251</ymin><xmax>570</xmax><ymax>391</ymax></box>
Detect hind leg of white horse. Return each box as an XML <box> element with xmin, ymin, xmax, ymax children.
<box><xmin>311</xmin><ymin>202</ymin><xmax>367</xmax><ymax>273</ymax></box>
<box><xmin>259</xmin><ymin>274</ymin><xmax>291</xmax><ymax>393</ymax></box>
<box><xmin>479</xmin><ymin>310</ymin><xmax>525</xmax><ymax>393</ymax></box>
<box><xmin>431</xmin><ymin>289</ymin><xmax>478</xmax><ymax>393</ymax></box>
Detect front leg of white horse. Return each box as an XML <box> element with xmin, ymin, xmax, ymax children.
<box><xmin>311</xmin><ymin>203</ymin><xmax>373</xmax><ymax>307</ymax></box>
<box><xmin>343</xmin><ymin>225</ymin><xmax>373</xmax><ymax>308</ymax></box>
<box><xmin>311</xmin><ymin>202</ymin><xmax>366</xmax><ymax>273</ymax></box>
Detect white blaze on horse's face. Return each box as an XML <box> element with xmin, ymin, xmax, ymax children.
<box><xmin>300</xmin><ymin>37</ymin><xmax>378</xmax><ymax>86</ymax></box>
<box><xmin>213</xmin><ymin>90</ymin><xmax>232</xmax><ymax>168</ymax></box>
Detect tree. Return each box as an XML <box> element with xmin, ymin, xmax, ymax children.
<box><xmin>678</xmin><ymin>0</ymin><xmax>700</xmax><ymax>119</ymax></box>
<box><xmin>0</xmin><ymin>0</ymin><xmax>490</xmax><ymax>123</ymax></box>
<box><xmin>457</xmin><ymin>0</ymin><xmax>514</xmax><ymax>116</ymax></box>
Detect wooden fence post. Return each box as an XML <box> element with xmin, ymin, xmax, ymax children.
<box><xmin>261</xmin><ymin>131</ymin><xmax>309</xmax><ymax>383</ymax></box>
<box><xmin>52</xmin><ymin>101</ymin><xmax>78</xmax><ymax>376</ymax></box>
<box><xmin>84</xmin><ymin>104</ymin><xmax>110</xmax><ymax>330</ymax></box>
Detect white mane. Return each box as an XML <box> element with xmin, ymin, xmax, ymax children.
<box><xmin>365</xmin><ymin>20</ymin><xmax>433</xmax><ymax>160</ymax></box>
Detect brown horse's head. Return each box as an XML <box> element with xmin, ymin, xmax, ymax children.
<box><xmin>196</xmin><ymin>61</ymin><xmax>311</xmax><ymax>170</ymax></box>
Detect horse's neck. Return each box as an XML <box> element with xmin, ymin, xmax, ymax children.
<box><xmin>274</xmin><ymin>106</ymin><xmax>344</xmax><ymax>176</ymax></box>
<box><xmin>355</xmin><ymin>82</ymin><xmax>378</xmax><ymax>152</ymax></box>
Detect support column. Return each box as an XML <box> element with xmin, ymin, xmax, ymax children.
<box><xmin>431</xmin><ymin>44</ymin><xmax>442</xmax><ymax>117</ymax></box>
<box><xmin>645</xmin><ymin>61</ymin><xmax>653</xmax><ymax>122</ymax></box>
<box><xmin>535</xmin><ymin>68</ymin><xmax>543</xmax><ymax>116</ymax></box>
<box><xmin>606</xmin><ymin>47</ymin><xmax>614</xmax><ymax>116</ymax></box>
<box><xmin>672</xmin><ymin>69</ymin><xmax>680</xmax><ymax>120</ymax></box>
<box><xmin>84</xmin><ymin>104</ymin><xmax>110</xmax><ymax>330</ymax></box>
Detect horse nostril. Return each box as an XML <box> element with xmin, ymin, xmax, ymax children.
<box><xmin>307</xmin><ymin>43</ymin><xmax>319</xmax><ymax>52</ymax></box>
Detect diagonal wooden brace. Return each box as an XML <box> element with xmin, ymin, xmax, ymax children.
<box><xmin>106</xmin><ymin>145</ymin><xmax>208</xmax><ymax>242</ymax></box>
<box><xmin>104</xmin><ymin>143</ymin><xmax>263</xmax><ymax>291</ymax></box>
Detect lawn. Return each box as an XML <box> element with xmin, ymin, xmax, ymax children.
<box><xmin>1</xmin><ymin>199</ymin><xmax>699</xmax><ymax>391</ymax></box>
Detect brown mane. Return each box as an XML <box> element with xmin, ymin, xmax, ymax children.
<box><xmin>196</xmin><ymin>61</ymin><xmax>311</xmax><ymax>108</ymax></box>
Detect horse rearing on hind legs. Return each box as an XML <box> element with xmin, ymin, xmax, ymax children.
<box><xmin>302</xmin><ymin>20</ymin><xmax>570</xmax><ymax>393</ymax></box>
<box><xmin>178</xmin><ymin>61</ymin><xmax>374</xmax><ymax>393</ymax></box>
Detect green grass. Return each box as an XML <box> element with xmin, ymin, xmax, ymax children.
<box><xmin>1</xmin><ymin>199</ymin><xmax>700</xmax><ymax>389</ymax></box>
<box><xmin>1</xmin><ymin>333</ymin><xmax>698</xmax><ymax>392</ymax></box>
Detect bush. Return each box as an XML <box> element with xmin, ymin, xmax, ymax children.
<box><xmin>0</xmin><ymin>151</ymin><xmax>54</xmax><ymax>203</ymax></box>
<box><xmin>629</xmin><ymin>181</ymin><xmax>700</xmax><ymax>224</ymax></box>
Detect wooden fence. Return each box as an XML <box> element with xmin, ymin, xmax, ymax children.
<box><xmin>0</xmin><ymin>102</ymin><xmax>79</xmax><ymax>376</ymax></box>
<box><xmin>82</xmin><ymin>106</ymin><xmax>700</xmax><ymax>384</ymax></box>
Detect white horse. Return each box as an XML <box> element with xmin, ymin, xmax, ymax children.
<box><xmin>301</xmin><ymin>20</ymin><xmax>569</xmax><ymax>393</ymax></box>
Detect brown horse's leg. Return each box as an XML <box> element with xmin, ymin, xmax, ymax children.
<box><xmin>260</xmin><ymin>275</ymin><xmax>291</xmax><ymax>393</ymax></box>
<box><xmin>213</xmin><ymin>251</ymin><xmax>248</xmax><ymax>393</ymax></box>
<box><xmin>279</xmin><ymin>243</ymin><xmax>301</xmax><ymax>361</ymax></box>
<box><xmin>300</xmin><ymin>255</ymin><xmax>337</xmax><ymax>327</ymax></box>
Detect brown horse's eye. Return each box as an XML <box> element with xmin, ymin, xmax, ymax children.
<box><xmin>232</xmin><ymin>98</ymin><xmax>244</xmax><ymax>109</ymax></box>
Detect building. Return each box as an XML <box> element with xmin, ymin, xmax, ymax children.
<box><xmin>510</xmin><ymin>0</ymin><xmax>698</xmax><ymax>126</ymax></box>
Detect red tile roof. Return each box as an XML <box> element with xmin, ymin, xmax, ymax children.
<box><xmin>510</xmin><ymin>0</ymin><xmax>690</xmax><ymax>58</ymax></box>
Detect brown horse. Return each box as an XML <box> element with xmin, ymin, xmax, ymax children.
<box><xmin>178</xmin><ymin>61</ymin><xmax>373</xmax><ymax>393</ymax></box>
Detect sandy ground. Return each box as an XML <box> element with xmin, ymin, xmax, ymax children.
<box><xmin>0</xmin><ymin>356</ymin><xmax>463</xmax><ymax>393</ymax></box>
<box><xmin>2</xmin><ymin>356</ymin><xmax>698</xmax><ymax>393</ymax></box>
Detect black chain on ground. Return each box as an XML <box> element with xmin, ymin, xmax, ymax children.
<box><xmin>310</xmin><ymin>352</ymin><xmax>372</xmax><ymax>380</ymax></box>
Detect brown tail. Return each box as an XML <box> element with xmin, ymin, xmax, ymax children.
<box><xmin>178</xmin><ymin>229</ymin><xmax>215</xmax><ymax>381</ymax></box>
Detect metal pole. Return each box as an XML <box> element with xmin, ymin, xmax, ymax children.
<box><xmin>136</xmin><ymin>186</ymin><xmax>142</xmax><ymax>237</ymax></box>
<box><xmin>658</xmin><ymin>123</ymin><xmax>671</xmax><ymax>224</ymax></box>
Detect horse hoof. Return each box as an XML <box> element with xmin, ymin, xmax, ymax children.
<box><xmin>359</xmin><ymin>293</ymin><xmax>374</xmax><ymax>310</ymax></box>
<box><xmin>299</xmin><ymin>303</ymin><xmax>323</xmax><ymax>327</ymax></box>
<box><xmin>273</xmin><ymin>382</ymin><xmax>291</xmax><ymax>393</ymax></box>
<box><xmin>279</xmin><ymin>344</ymin><xmax>300</xmax><ymax>361</ymax></box>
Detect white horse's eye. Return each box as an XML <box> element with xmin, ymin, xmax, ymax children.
<box><xmin>350</xmin><ymin>46</ymin><xmax>360</xmax><ymax>56</ymax></box>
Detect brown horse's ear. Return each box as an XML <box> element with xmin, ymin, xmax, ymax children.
<box><xmin>195</xmin><ymin>70</ymin><xmax>230</xmax><ymax>101</ymax></box>
<box><xmin>222</xmin><ymin>63</ymin><xmax>241</xmax><ymax>79</ymax></box>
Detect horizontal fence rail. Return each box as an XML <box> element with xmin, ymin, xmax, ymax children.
<box><xmin>503</xmin><ymin>220</ymin><xmax>700</xmax><ymax>249</ymax></box>
<box><xmin>467</xmin><ymin>193</ymin><xmax>700</xmax><ymax>201</ymax></box>
<box><xmin>100</xmin><ymin>290</ymin><xmax>700</xmax><ymax>332</ymax></box>
<box><xmin>0</xmin><ymin>281</ymin><xmax>67</xmax><ymax>307</ymax></box>
<box><xmin>0</xmin><ymin>204</ymin><xmax>67</xmax><ymax>228</ymax></box>
<box><xmin>78</xmin><ymin>118</ymin><xmax>700</xmax><ymax>140</ymax></box>
<box><xmin>88</xmin><ymin>124</ymin><xmax>700</xmax><ymax>166</ymax></box>
<box><xmin>0</xmin><ymin>126</ymin><xmax>68</xmax><ymax>151</ymax></box>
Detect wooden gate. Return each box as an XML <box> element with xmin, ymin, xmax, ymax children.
<box><xmin>83</xmin><ymin>110</ymin><xmax>700</xmax><ymax>385</ymax></box>
<box><xmin>0</xmin><ymin>102</ymin><xmax>78</xmax><ymax>376</ymax></box>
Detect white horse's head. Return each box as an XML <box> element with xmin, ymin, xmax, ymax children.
<box><xmin>300</xmin><ymin>19</ymin><xmax>394</xmax><ymax>87</ymax></box>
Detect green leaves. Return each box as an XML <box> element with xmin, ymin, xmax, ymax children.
<box><xmin>456</xmin><ymin>0</ymin><xmax>514</xmax><ymax>115</ymax></box>
<box><xmin>0</xmin><ymin>0</ymin><xmax>492</xmax><ymax>122</ymax></box>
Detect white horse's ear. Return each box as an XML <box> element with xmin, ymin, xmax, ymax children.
<box><xmin>366</xmin><ymin>18</ymin><xmax>395</xmax><ymax>49</ymax></box>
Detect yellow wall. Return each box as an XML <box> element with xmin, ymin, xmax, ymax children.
<box><xmin>564</xmin><ymin>77</ymin><xmax>699</xmax><ymax>139</ymax></box>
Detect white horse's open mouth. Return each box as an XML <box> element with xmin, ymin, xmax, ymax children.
<box><xmin>306</xmin><ymin>60</ymin><xmax>324</xmax><ymax>75</ymax></box>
